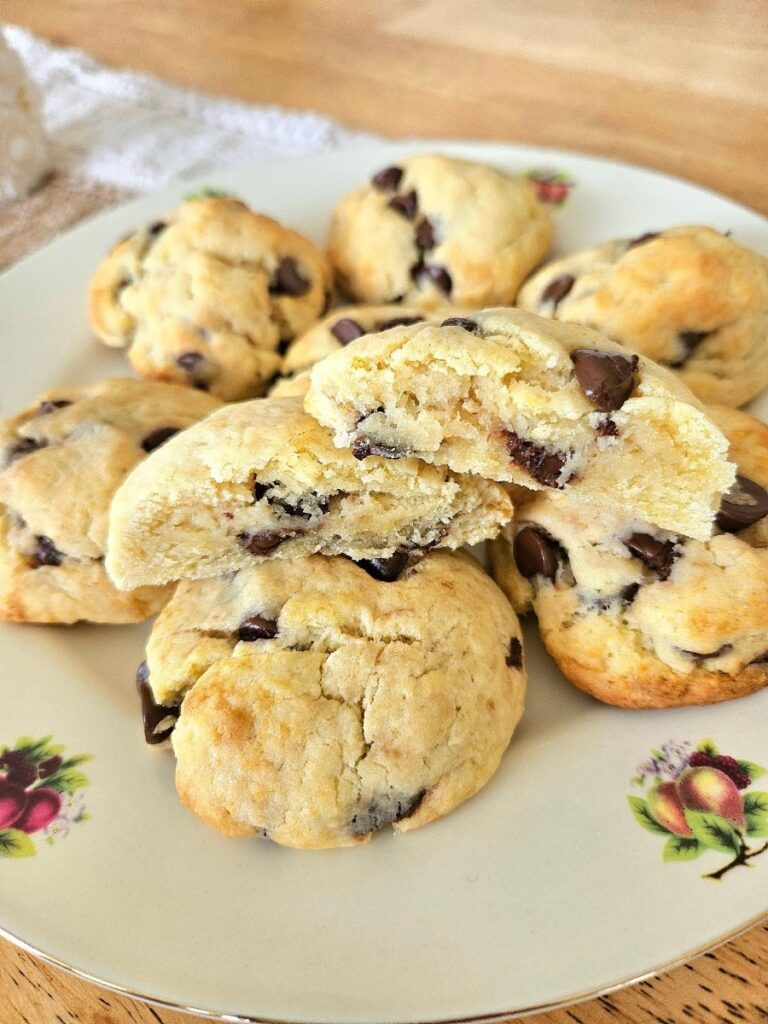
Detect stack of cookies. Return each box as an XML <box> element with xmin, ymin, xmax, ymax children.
<box><xmin>3</xmin><ymin>153</ymin><xmax>767</xmax><ymax>850</ymax></box>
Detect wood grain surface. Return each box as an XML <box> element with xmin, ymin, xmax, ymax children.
<box><xmin>2</xmin><ymin>1</ymin><xmax>768</xmax><ymax>1021</ymax></box>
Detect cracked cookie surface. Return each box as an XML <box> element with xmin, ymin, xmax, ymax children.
<box><xmin>144</xmin><ymin>550</ymin><xmax>525</xmax><ymax>848</ymax></box>
<box><xmin>305</xmin><ymin>307</ymin><xmax>735</xmax><ymax>540</ymax></box>
<box><xmin>516</xmin><ymin>226</ymin><xmax>768</xmax><ymax>408</ymax></box>
<box><xmin>0</xmin><ymin>378</ymin><xmax>220</xmax><ymax>623</ymax></box>
<box><xmin>489</xmin><ymin>406</ymin><xmax>768</xmax><ymax>708</ymax></box>
<box><xmin>89</xmin><ymin>196</ymin><xmax>332</xmax><ymax>400</ymax></box>
<box><xmin>106</xmin><ymin>396</ymin><xmax>512</xmax><ymax>589</ymax></box>
<box><xmin>328</xmin><ymin>154</ymin><xmax>553</xmax><ymax>309</ymax></box>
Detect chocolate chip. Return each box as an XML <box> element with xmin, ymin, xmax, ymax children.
<box><xmin>571</xmin><ymin>349</ymin><xmax>638</xmax><ymax>413</ymax></box>
<box><xmin>136</xmin><ymin>661</ymin><xmax>179</xmax><ymax>745</ymax></box>
<box><xmin>415</xmin><ymin>263</ymin><xmax>452</xmax><ymax>296</ymax></box>
<box><xmin>506</xmin><ymin>637</ymin><xmax>523</xmax><ymax>669</ymax></box>
<box><xmin>176</xmin><ymin>351</ymin><xmax>205</xmax><ymax>371</ymax></box>
<box><xmin>32</xmin><ymin>535</ymin><xmax>63</xmax><ymax>568</ymax></box>
<box><xmin>237</xmin><ymin>615</ymin><xmax>279</xmax><ymax>641</ymax></box>
<box><xmin>540</xmin><ymin>273</ymin><xmax>575</xmax><ymax>309</ymax></box>
<box><xmin>7</xmin><ymin>437</ymin><xmax>46</xmax><ymax>464</ymax></box>
<box><xmin>277</xmin><ymin>339</ymin><xmax>291</xmax><ymax>357</ymax></box>
<box><xmin>596</xmin><ymin>418</ymin><xmax>619</xmax><ymax>438</ymax></box>
<box><xmin>388</xmin><ymin>190</ymin><xmax>418</xmax><ymax>220</ymax></box>
<box><xmin>352</xmin><ymin>438</ymin><xmax>406</xmax><ymax>460</ymax></box>
<box><xmin>750</xmin><ymin>651</ymin><xmax>768</xmax><ymax>665</ymax></box>
<box><xmin>253</xmin><ymin>481</ymin><xmax>269</xmax><ymax>502</ymax></box>
<box><xmin>356</xmin><ymin>551</ymin><xmax>408</xmax><ymax>582</ymax></box>
<box><xmin>624</xmin><ymin>533</ymin><xmax>679</xmax><ymax>580</ymax></box>
<box><xmin>670</xmin><ymin>331</ymin><xmax>710</xmax><ymax>368</ymax></box>
<box><xmin>237</xmin><ymin>529</ymin><xmax>297</xmax><ymax>554</ymax></box>
<box><xmin>415</xmin><ymin>217</ymin><xmax>435</xmax><ymax>250</ymax></box>
<box><xmin>38</xmin><ymin>399</ymin><xmax>72</xmax><ymax>416</ymax></box>
<box><xmin>331</xmin><ymin>317</ymin><xmax>365</xmax><ymax>344</ymax></box>
<box><xmin>269</xmin><ymin>257</ymin><xmax>310</xmax><ymax>297</ymax></box>
<box><xmin>441</xmin><ymin>317</ymin><xmax>478</xmax><ymax>333</ymax></box>
<box><xmin>252</xmin><ymin>480</ymin><xmax>329</xmax><ymax>519</ymax></box>
<box><xmin>141</xmin><ymin>426</ymin><xmax>180</xmax><ymax>453</ymax></box>
<box><xmin>147</xmin><ymin>220</ymin><xmax>167</xmax><ymax>238</ymax></box>
<box><xmin>374</xmin><ymin>316</ymin><xmax>423</xmax><ymax>331</ymax></box>
<box><xmin>678</xmin><ymin>643</ymin><xmax>733</xmax><ymax>661</ymax></box>
<box><xmin>716</xmin><ymin>475</ymin><xmax>768</xmax><ymax>532</ymax></box>
<box><xmin>504</xmin><ymin>431</ymin><xmax>570</xmax><ymax>488</ymax></box>
<box><xmin>513</xmin><ymin>527</ymin><xmax>562</xmax><ymax>581</ymax></box>
<box><xmin>620</xmin><ymin>582</ymin><xmax>640</xmax><ymax>604</ymax></box>
<box><xmin>350</xmin><ymin>789</ymin><xmax>425</xmax><ymax>836</ymax></box>
<box><xmin>371</xmin><ymin>166</ymin><xmax>403</xmax><ymax>191</ymax></box>
<box><xmin>627</xmin><ymin>232</ymin><xmax>659</xmax><ymax>248</ymax></box>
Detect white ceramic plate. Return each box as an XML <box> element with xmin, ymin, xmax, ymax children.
<box><xmin>1</xmin><ymin>142</ymin><xmax>767</xmax><ymax>1024</ymax></box>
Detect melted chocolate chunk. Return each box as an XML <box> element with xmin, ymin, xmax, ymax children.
<box><xmin>505</xmin><ymin>431</ymin><xmax>570</xmax><ymax>488</ymax></box>
<box><xmin>506</xmin><ymin>637</ymin><xmax>523</xmax><ymax>669</ymax></box>
<box><xmin>238</xmin><ymin>615</ymin><xmax>279</xmax><ymax>641</ymax></box>
<box><xmin>441</xmin><ymin>316</ymin><xmax>478</xmax><ymax>333</ymax></box>
<box><xmin>541</xmin><ymin>273</ymin><xmax>575</xmax><ymax>309</ymax></box>
<box><xmin>388</xmin><ymin>190</ymin><xmax>418</xmax><ymax>220</ymax></box>
<box><xmin>627</xmin><ymin>232</ymin><xmax>659</xmax><ymax>248</ymax></box>
<box><xmin>32</xmin><ymin>535</ymin><xmax>63</xmax><ymax>568</ymax></box>
<box><xmin>269</xmin><ymin>257</ymin><xmax>310</xmax><ymax>297</ymax></box>
<box><xmin>38</xmin><ymin>399</ymin><xmax>72</xmax><ymax>416</ymax></box>
<box><xmin>350</xmin><ymin>789</ymin><xmax>425</xmax><ymax>836</ymax></box>
<box><xmin>141</xmin><ymin>426</ymin><xmax>179</xmax><ymax>453</ymax></box>
<box><xmin>331</xmin><ymin>317</ymin><xmax>365</xmax><ymax>344</ymax></box>
<box><xmin>670</xmin><ymin>331</ymin><xmax>710</xmax><ymax>368</ymax></box>
<box><xmin>678</xmin><ymin>643</ymin><xmax>733</xmax><ymax>661</ymax></box>
<box><xmin>371</xmin><ymin>165</ymin><xmax>403</xmax><ymax>191</ymax></box>
<box><xmin>352</xmin><ymin>438</ymin><xmax>406</xmax><ymax>460</ymax></box>
<box><xmin>596</xmin><ymin>418</ymin><xmax>619</xmax><ymax>438</ymax></box>
<box><xmin>356</xmin><ymin>551</ymin><xmax>408</xmax><ymax>582</ymax></box>
<box><xmin>136</xmin><ymin>661</ymin><xmax>179</xmax><ymax>745</ymax></box>
<box><xmin>252</xmin><ymin>480</ymin><xmax>329</xmax><ymax>519</ymax></box>
<box><xmin>415</xmin><ymin>217</ymin><xmax>435</xmax><ymax>250</ymax></box>
<box><xmin>570</xmin><ymin>349</ymin><xmax>638</xmax><ymax>413</ymax></box>
<box><xmin>176</xmin><ymin>351</ymin><xmax>205</xmax><ymax>371</ymax></box>
<box><xmin>620</xmin><ymin>582</ymin><xmax>641</xmax><ymax>604</ymax></box>
<box><xmin>237</xmin><ymin>529</ymin><xmax>297</xmax><ymax>554</ymax></box>
<box><xmin>7</xmin><ymin>437</ymin><xmax>46</xmax><ymax>464</ymax></box>
<box><xmin>623</xmin><ymin>533</ymin><xmax>679</xmax><ymax>580</ymax></box>
<box><xmin>716</xmin><ymin>475</ymin><xmax>768</xmax><ymax>532</ymax></box>
<box><xmin>513</xmin><ymin>526</ymin><xmax>563</xmax><ymax>581</ymax></box>
<box><xmin>415</xmin><ymin>263</ymin><xmax>452</xmax><ymax>296</ymax></box>
<box><xmin>750</xmin><ymin>651</ymin><xmax>768</xmax><ymax>665</ymax></box>
<box><xmin>375</xmin><ymin>315</ymin><xmax>423</xmax><ymax>331</ymax></box>
<box><xmin>147</xmin><ymin>220</ymin><xmax>167</xmax><ymax>238</ymax></box>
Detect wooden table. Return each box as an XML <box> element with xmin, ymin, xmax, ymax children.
<box><xmin>2</xmin><ymin>2</ymin><xmax>768</xmax><ymax>1022</ymax></box>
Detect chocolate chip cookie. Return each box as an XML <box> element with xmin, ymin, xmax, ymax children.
<box><xmin>142</xmin><ymin>551</ymin><xmax>525</xmax><ymax>848</ymax></box>
<box><xmin>272</xmin><ymin>302</ymin><xmax>463</xmax><ymax>397</ymax></box>
<box><xmin>89</xmin><ymin>196</ymin><xmax>332</xmax><ymax>400</ymax></box>
<box><xmin>328</xmin><ymin>154</ymin><xmax>553</xmax><ymax>309</ymax></box>
<box><xmin>305</xmin><ymin>308</ymin><xmax>735</xmax><ymax>540</ymax></box>
<box><xmin>516</xmin><ymin>226</ymin><xmax>768</xmax><ymax>407</ymax></box>
<box><xmin>0</xmin><ymin>378</ymin><xmax>220</xmax><ymax>623</ymax></box>
<box><xmin>106</xmin><ymin>396</ymin><xmax>512</xmax><ymax>590</ymax></box>
<box><xmin>489</xmin><ymin>405</ymin><xmax>768</xmax><ymax>708</ymax></box>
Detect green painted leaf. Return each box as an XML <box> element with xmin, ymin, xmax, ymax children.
<box><xmin>744</xmin><ymin>792</ymin><xmax>768</xmax><ymax>837</ymax></box>
<box><xmin>13</xmin><ymin>735</ymin><xmax>56</xmax><ymax>764</ymax></box>
<box><xmin>184</xmin><ymin>187</ymin><xmax>232</xmax><ymax>201</ymax></box>
<box><xmin>0</xmin><ymin>829</ymin><xmax>36</xmax><ymax>858</ymax></box>
<box><xmin>628</xmin><ymin>796</ymin><xmax>670</xmax><ymax>835</ymax></box>
<box><xmin>663</xmin><ymin>836</ymin><xmax>703</xmax><ymax>862</ymax></box>
<box><xmin>685</xmin><ymin>810</ymin><xmax>741</xmax><ymax>854</ymax></box>
<box><xmin>59</xmin><ymin>753</ymin><xmax>92</xmax><ymax>770</ymax></box>
<box><xmin>696</xmin><ymin>738</ymin><xmax>719</xmax><ymax>756</ymax></box>
<box><xmin>41</xmin><ymin>768</ymin><xmax>90</xmax><ymax>795</ymax></box>
<box><xmin>738</xmin><ymin>760</ymin><xmax>767</xmax><ymax>783</ymax></box>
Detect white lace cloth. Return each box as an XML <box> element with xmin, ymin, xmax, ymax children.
<box><xmin>3</xmin><ymin>25</ymin><xmax>370</xmax><ymax>193</ymax></box>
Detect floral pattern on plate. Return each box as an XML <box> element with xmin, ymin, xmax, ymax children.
<box><xmin>525</xmin><ymin>168</ymin><xmax>574</xmax><ymax>205</ymax></box>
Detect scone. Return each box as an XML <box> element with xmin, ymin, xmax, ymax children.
<box><xmin>89</xmin><ymin>196</ymin><xmax>332</xmax><ymax>400</ymax></box>
<box><xmin>0</xmin><ymin>379</ymin><xmax>220</xmax><ymax>623</ymax></box>
<box><xmin>106</xmin><ymin>396</ymin><xmax>512</xmax><ymax>589</ymax></box>
<box><xmin>489</xmin><ymin>406</ymin><xmax>768</xmax><ymax>708</ymax></box>
<box><xmin>516</xmin><ymin>227</ymin><xmax>768</xmax><ymax>407</ymax></box>
<box><xmin>328</xmin><ymin>154</ymin><xmax>553</xmax><ymax>309</ymax></box>
<box><xmin>273</xmin><ymin>303</ymin><xmax>463</xmax><ymax>397</ymax></box>
<box><xmin>305</xmin><ymin>308</ymin><xmax>735</xmax><ymax>540</ymax></box>
<box><xmin>141</xmin><ymin>551</ymin><xmax>526</xmax><ymax>848</ymax></box>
